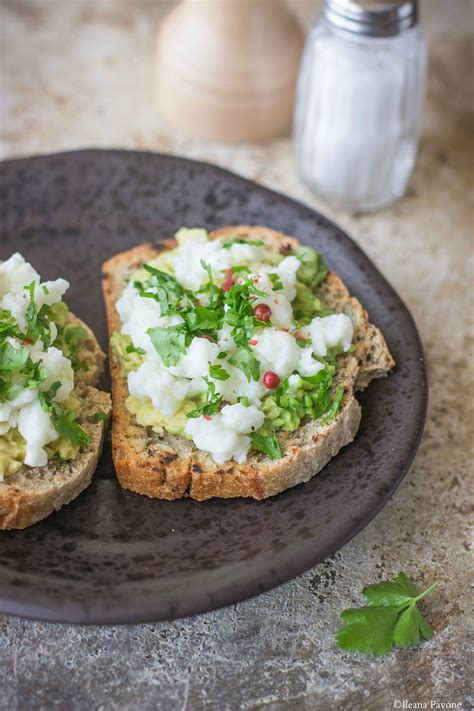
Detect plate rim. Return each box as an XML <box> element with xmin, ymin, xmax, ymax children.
<box><xmin>0</xmin><ymin>149</ymin><xmax>428</xmax><ymax>624</ymax></box>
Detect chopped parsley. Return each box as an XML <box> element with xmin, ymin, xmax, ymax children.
<box><xmin>147</xmin><ymin>325</ymin><xmax>188</xmax><ymax>367</ymax></box>
<box><xmin>134</xmin><ymin>264</ymin><xmax>196</xmax><ymax>316</ymax></box>
<box><xmin>24</xmin><ymin>281</ymin><xmax>55</xmax><ymax>347</ymax></box>
<box><xmin>268</xmin><ymin>273</ymin><xmax>283</xmax><ymax>291</ymax></box>
<box><xmin>209</xmin><ymin>363</ymin><xmax>230</xmax><ymax>381</ymax></box>
<box><xmin>321</xmin><ymin>386</ymin><xmax>344</xmax><ymax>424</ymax></box>
<box><xmin>91</xmin><ymin>411</ymin><xmax>110</xmax><ymax>427</ymax></box>
<box><xmin>53</xmin><ymin>410</ymin><xmax>91</xmax><ymax>447</ymax></box>
<box><xmin>0</xmin><ymin>341</ymin><xmax>47</xmax><ymax>402</ymax></box>
<box><xmin>223</xmin><ymin>276</ymin><xmax>267</xmax><ymax>348</ymax></box>
<box><xmin>228</xmin><ymin>348</ymin><xmax>260</xmax><ymax>382</ymax></box>
<box><xmin>0</xmin><ymin>309</ymin><xmax>23</xmax><ymax>339</ymax></box>
<box><xmin>184</xmin><ymin>306</ymin><xmax>219</xmax><ymax>334</ymax></box>
<box><xmin>250</xmin><ymin>432</ymin><xmax>282</xmax><ymax>460</ymax></box>
<box><xmin>200</xmin><ymin>259</ymin><xmax>214</xmax><ymax>284</ymax></box>
<box><xmin>258</xmin><ymin>368</ymin><xmax>344</xmax><ymax>436</ymax></box>
<box><xmin>187</xmin><ymin>379</ymin><xmax>223</xmax><ymax>418</ymax></box>
<box><xmin>221</xmin><ymin>238</ymin><xmax>264</xmax><ymax>249</ymax></box>
<box><xmin>0</xmin><ymin>340</ymin><xmax>29</xmax><ymax>373</ymax></box>
<box><xmin>230</xmin><ymin>265</ymin><xmax>251</xmax><ymax>275</ymax></box>
<box><xmin>0</xmin><ymin>291</ymin><xmax>91</xmax><ymax>450</ymax></box>
<box><xmin>36</xmin><ymin>380</ymin><xmax>91</xmax><ymax>447</ymax></box>
<box><xmin>125</xmin><ymin>344</ymin><xmax>146</xmax><ymax>355</ymax></box>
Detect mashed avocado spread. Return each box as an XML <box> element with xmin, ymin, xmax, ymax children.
<box><xmin>0</xmin><ymin>391</ymin><xmax>83</xmax><ymax>480</ymax></box>
<box><xmin>110</xmin><ymin>228</ymin><xmax>352</xmax><ymax>464</ymax></box>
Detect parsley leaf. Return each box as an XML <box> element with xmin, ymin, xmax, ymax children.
<box><xmin>336</xmin><ymin>572</ymin><xmax>437</xmax><ymax>656</ymax></box>
<box><xmin>24</xmin><ymin>281</ymin><xmax>53</xmax><ymax>346</ymax></box>
<box><xmin>230</xmin><ymin>265</ymin><xmax>251</xmax><ymax>275</ymax></box>
<box><xmin>147</xmin><ymin>325</ymin><xmax>187</xmax><ymax>367</ymax></box>
<box><xmin>184</xmin><ymin>306</ymin><xmax>219</xmax><ymax>334</ymax></box>
<box><xmin>0</xmin><ymin>341</ymin><xmax>29</xmax><ymax>372</ymax></box>
<box><xmin>337</xmin><ymin>607</ymin><xmax>401</xmax><ymax>656</ymax></box>
<box><xmin>53</xmin><ymin>410</ymin><xmax>91</xmax><ymax>447</ymax></box>
<box><xmin>228</xmin><ymin>348</ymin><xmax>260</xmax><ymax>382</ymax></box>
<box><xmin>200</xmin><ymin>259</ymin><xmax>214</xmax><ymax>284</ymax></box>
<box><xmin>268</xmin><ymin>273</ymin><xmax>283</xmax><ymax>291</ymax></box>
<box><xmin>223</xmin><ymin>277</ymin><xmax>265</xmax><ymax>347</ymax></box>
<box><xmin>186</xmin><ymin>378</ymin><xmax>223</xmax><ymax>418</ymax></box>
<box><xmin>135</xmin><ymin>264</ymin><xmax>194</xmax><ymax>316</ymax></box>
<box><xmin>125</xmin><ymin>344</ymin><xmax>146</xmax><ymax>355</ymax></box>
<box><xmin>35</xmin><ymin>380</ymin><xmax>91</xmax><ymax>447</ymax></box>
<box><xmin>0</xmin><ymin>309</ymin><xmax>22</xmax><ymax>339</ymax></box>
<box><xmin>197</xmin><ymin>275</ymin><xmax>224</xmax><ymax>311</ymax></box>
<box><xmin>91</xmin><ymin>411</ymin><xmax>110</xmax><ymax>427</ymax></box>
<box><xmin>20</xmin><ymin>359</ymin><xmax>48</xmax><ymax>394</ymax></box>
<box><xmin>38</xmin><ymin>381</ymin><xmax>62</xmax><ymax>409</ymax></box>
<box><xmin>0</xmin><ymin>341</ymin><xmax>33</xmax><ymax>402</ymax></box>
<box><xmin>320</xmin><ymin>386</ymin><xmax>344</xmax><ymax>424</ymax></box>
<box><xmin>222</xmin><ymin>238</ymin><xmax>264</xmax><ymax>249</ymax></box>
<box><xmin>209</xmin><ymin>363</ymin><xmax>230</xmax><ymax>381</ymax></box>
<box><xmin>250</xmin><ymin>432</ymin><xmax>282</xmax><ymax>460</ymax></box>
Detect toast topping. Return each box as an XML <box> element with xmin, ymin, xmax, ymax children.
<box><xmin>111</xmin><ymin>229</ymin><xmax>354</xmax><ymax>464</ymax></box>
<box><xmin>0</xmin><ymin>253</ymin><xmax>91</xmax><ymax>478</ymax></box>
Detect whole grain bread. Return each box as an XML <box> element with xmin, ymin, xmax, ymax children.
<box><xmin>102</xmin><ymin>226</ymin><xmax>394</xmax><ymax>500</ymax></box>
<box><xmin>0</xmin><ymin>314</ymin><xmax>111</xmax><ymax>529</ymax></box>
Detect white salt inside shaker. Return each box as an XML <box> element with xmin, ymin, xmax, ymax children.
<box><xmin>294</xmin><ymin>0</ymin><xmax>427</xmax><ymax>212</ymax></box>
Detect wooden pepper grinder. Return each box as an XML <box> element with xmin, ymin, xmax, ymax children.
<box><xmin>155</xmin><ymin>0</ymin><xmax>304</xmax><ymax>143</ymax></box>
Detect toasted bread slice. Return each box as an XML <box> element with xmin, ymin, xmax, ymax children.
<box><xmin>102</xmin><ymin>226</ymin><xmax>394</xmax><ymax>500</ymax></box>
<box><xmin>0</xmin><ymin>314</ymin><xmax>111</xmax><ymax>530</ymax></box>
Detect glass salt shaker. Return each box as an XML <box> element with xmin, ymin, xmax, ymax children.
<box><xmin>294</xmin><ymin>0</ymin><xmax>427</xmax><ymax>212</ymax></box>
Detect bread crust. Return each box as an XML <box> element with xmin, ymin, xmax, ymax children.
<box><xmin>102</xmin><ymin>227</ymin><xmax>394</xmax><ymax>500</ymax></box>
<box><xmin>0</xmin><ymin>314</ymin><xmax>111</xmax><ymax>529</ymax></box>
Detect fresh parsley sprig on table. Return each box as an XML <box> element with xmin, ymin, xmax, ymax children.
<box><xmin>336</xmin><ymin>571</ymin><xmax>437</xmax><ymax>656</ymax></box>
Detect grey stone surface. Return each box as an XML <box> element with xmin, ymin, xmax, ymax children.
<box><xmin>0</xmin><ymin>1</ymin><xmax>472</xmax><ymax>709</ymax></box>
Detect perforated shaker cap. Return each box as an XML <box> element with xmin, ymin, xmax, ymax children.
<box><xmin>323</xmin><ymin>0</ymin><xmax>418</xmax><ymax>37</ymax></box>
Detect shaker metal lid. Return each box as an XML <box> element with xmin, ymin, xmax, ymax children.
<box><xmin>323</xmin><ymin>0</ymin><xmax>418</xmax><ymax>36</ymax></box>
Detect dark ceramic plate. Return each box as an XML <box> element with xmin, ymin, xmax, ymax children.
<box><xmin>0</xmin><ymin>150</ymin><xmax>427</xmax><ymax>624</ymax></box>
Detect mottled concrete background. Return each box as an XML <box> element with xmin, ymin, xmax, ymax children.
<box><xmin>0</xmin><ymin>1</ymin><xmax>472</xmax><ymax>709</ymax></box>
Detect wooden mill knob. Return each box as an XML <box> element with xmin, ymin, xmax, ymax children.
<box><xmin>155</xmin><ymin>0</ymin><xmax>304</xmax><ymax>143</ymax></box>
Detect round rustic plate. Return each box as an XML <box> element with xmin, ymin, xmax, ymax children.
<box><xmin>0</xmin><ymin>150</ymin><xmax>427</xmax><ymax>624</ymax></box>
